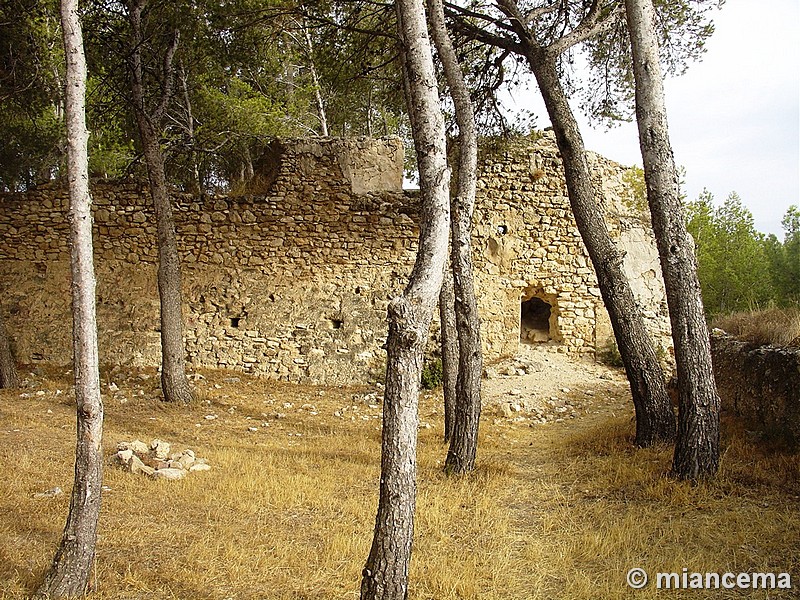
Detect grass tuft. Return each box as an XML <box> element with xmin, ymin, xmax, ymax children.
<box><xmin>713</xmin><ymin>306</ymin><xmax>800</xmax><ymax>347</ymax></box>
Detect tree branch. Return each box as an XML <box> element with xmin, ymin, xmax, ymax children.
<box><xmin>446</xmin><ymin>5</ymin><xmax>524</xmax><ymax>54</ymax></box>
<box><xmin>153</xmin><ymin>28</ymin><xmax>179</xmax><ymax>124</ymax></box>
<box><xmin>443</xmin><ymin>1</ymin><xmax>516</xmax><ymax>33</ymax></box>
<box><xmin>549</xmin><ymin>0</ymin><xmax>623</xmax><ymax>55</ymax></box>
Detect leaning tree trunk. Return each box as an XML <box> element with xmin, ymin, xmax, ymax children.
<box><xmin>0</xmin><ymin>312</ymin><xmax>19</xmax><ymax>389</ymax></box>
<box><xmin>360</xmin><ymin>1</ymin><xmax>451</xmax><ymax>598</ymax></box>
<box><xmin>625</xmin><ymin>0</ymin><xmax>719</xmax><ymax>478</ymax></box>
<box><xmin>37</xmin><ymin>0</ymin><xmax>104</xmax><ymax>595</ymax></box>
<box><xmin>129</xmin><ymin>0</ymin><xmax>193</xmax><ymax>404</ymax></box>
<box><xmin>427</xmin><ymin>0</ymin><xmax>484</xmax><ymax>473</ymax></box>
<box><xmin>439</xmin><ymin>265</ymin><xmax>458</xmax><ymax>443</ymax></box>
<box><xmin>527</xmin><ymin>48</ymin><xmax>675</xmax><ymax>447</ymax></box>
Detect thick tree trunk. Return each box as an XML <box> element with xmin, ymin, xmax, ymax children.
<box><xmin>439</xmin><ymin>266</ymin><xmax>458</xmax><ymax>443</ymax></box>
<box><xmin>527</xmin><ymin>49</ymin><xmax>675</xmax><ymax>447</ymax></box>
<box><xmin>129</xmin><ymin>0</ymin><xmax>193</xmax><ymax>404</ymax></box>
<box><xmin>37</xmin><ymin>1</ymin><xmax>104</xmax><ymax>595</ymax></box>
<box><xmin>0</xmin><ymin>312</ymin><xmax>19</xmax><ymax>389</ymax></box>
<box><xmin>427</xmin><ymin>0</ymin><xmax>484</xmax><ymax>473</ymax></box>
<box><xmin>625</xmin><ymin>0</ymin><xmax>720</xmax><ymax>478</ymax></box>
<box><xmin>360</xmin><ymin>1</ymin><xmax>450</xmax><ymax>598</ymax></box>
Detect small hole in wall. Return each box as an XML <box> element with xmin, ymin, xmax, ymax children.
<box><xmin>230</xmin><ymin>317</ymin><xmax>240</xmax><ymax>328</ymax></box>
<box><xmin>497</xmin><ymin>224</ymin><xmax>508</xmax><ymax>235</ymax></box>
<box><xmin>330</xmin><ymin>319</ymin><xmax>343</xmax><ymax>330</ymax></box>
<box><xmin>269</xmin><ymin>293</ymin><xmax>275</xmax><ymax>302</ymax></box>
<box><xmin>355</xmin><ymin>286</ymin><xmax>361</xmax><ymax>295</ymax></box>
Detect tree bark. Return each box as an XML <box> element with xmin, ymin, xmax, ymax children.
<box><xmin>137</xmin><ymin>119</ymin><xmax>194</xmax><ymax>404</ymax></box>
<box><xmin>427</xmin><ymin>0</ymin><xmax>484</xmax><ymax>473</ymax></box>
<box><xmin>360</xmin><ymin>1</ymin><xmax>450</xmax><ymax>598</ymax></box>
<box><xmin>128</xmin><ymin>0</ymin><xmax>193</xmax><ymax>404</ymax></box>
<box><xmin>302</xmin><ymin>21</ymin><xmax>329</xmax><ymax>137</ymax></box>
<box><xmin>178</xmin><ymin>65</ymin><xmax>201</xmax><ymax>195</ymax></box>
<box><xmin>625</xmin><ymin>0</ymin><xmax>719</xmax><ymax>478</ymax></box>
<box><xmin>37</xmin><ymin>0</ymin><xmax>104</xmax><ymax>595</ymax></box>
<box><xmin>526</xmin><ymin>47</ymin><xmax>675</xmax><ymax>447</ymax></box>
<box><xmin>0</xmin><ymin>311</ymin><xmax>19</xmax><ymax>389</ymax></box>
<box><xmin>439</xmin><ymin>265</ymin><xmax>458</xmax><ymax>443</ymax></box>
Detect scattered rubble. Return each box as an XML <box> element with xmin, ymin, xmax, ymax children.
<box><xmin>114</xmin><ymin>439</ymin><xmax>211</xmax><ymax>480</ymax></box>
<box><xmin>483</xmin><ymin>347</ymin><xmax>627</xmax><ymax>426</ymax></box>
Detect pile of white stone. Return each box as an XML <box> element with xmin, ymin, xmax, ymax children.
<box><xmin>114</xmin><ymin>439</ymin><xmax>211</xmax><ymax>481</ymax></box>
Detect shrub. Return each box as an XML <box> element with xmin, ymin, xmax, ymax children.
<box><xmin>421</xmin><ymin>358</ymin><xmax>443</xmax><ymax>390</ymax></box>
<box><xmin>597</xmin><ymin>340</ymin><xmax>624</xmax><ymax>368</ymax></box>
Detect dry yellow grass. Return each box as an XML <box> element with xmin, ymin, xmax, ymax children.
<box><xmin>713</xmin><ymin>307</ymin><xmax>800</xmax><ymax>347</ymax></box>
<box><xmin>0</xmin><ymin>365</ymin><xmax>797</xmax><ymax>599</ymax></box>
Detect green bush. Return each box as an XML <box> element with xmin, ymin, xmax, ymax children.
<box><xmin>421</xmin><ymin>358</ymin><xmax>443</xmax><ymax>390</ymax></box>
<box><xmin>597</xmin><ymin>340</ymin><xmax>624</xmax><ymax>368</ymax></box>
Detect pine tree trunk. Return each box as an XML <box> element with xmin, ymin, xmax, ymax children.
<box><xmin>427</xmin><ymin>0</ymin><xmax>484</xmax><ymax>473</ymax></box>
<box><xmin>360</xmin><ymin>1</ymin><xmax>450</xmax><ymax>598</ymax></box>
<box><xmin>0</xmin><ymin>312</ymin><xmax>19</xmax><ymax>389</ymax></box>
<box><xmin>37</xmin><ymin>1</ymin><xmax>104</xmax><ymax>595</ymax></box>
<box><xmin>439</xmin><ymin>266</ymin><xmax>458</xmax><ymax>443</ymax></box>
<box><xmin>129</xmin><ymin>0</ymin><xmax>192</xmax><ymax>404</ymax></box>
<box><xmin>302</xmin><ymin>22</ymin><xmax>329</xmax><ymax>137</ymax></box>
<box><xmin>178</xmin><ymin>66</ymin><xmax>201</xmax><ymax>195</ymax></box>
<box><xmin>527</xmin><ymin>48</ymin><xmax>675</xmax><ymax>447</ymax></box>
<box><xmin>625</xmin><ymin>0</ymin><xmax>720</xmax><ymax>478</ymax></box>
<box><xmin>139</xmin><ymin>121</ymin><xmax>194</xmax><ymax>404</ymax></box>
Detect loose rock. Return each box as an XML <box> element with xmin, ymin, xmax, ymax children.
<box><xmin>114</xmin><ymin>439</ymin><xmax>210</xmax><ymax>480</ymax></box>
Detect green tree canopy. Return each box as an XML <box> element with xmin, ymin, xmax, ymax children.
<box><xmin>764</xmin><ymin>205</ymin><xmax>800</xmax><ymax>305</ymax></box>
<box><xmin>0</xmin><ymin>0</ymin><xmax>64</xmax><ymax>190</ymax></box>
<box><xmin>686</xmin><ymin>191</ymin><xmax>785</xmax><ymax>315</ymax></box>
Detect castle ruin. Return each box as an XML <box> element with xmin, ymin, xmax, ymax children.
<box><xmin>0</xmin><ymin>133</ymin><xmax>671</xmax><ymax>384</ymax></box>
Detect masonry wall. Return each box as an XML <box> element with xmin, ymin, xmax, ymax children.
<box><xmin>710</xmin><ymin>332</ymin><xmax>800</xmax><ymax>448</ymax></box>
<box><xmin>470</xmin><ymin>135</ymin><xmax>671</xmax><ymax>360</ymax></box>
<box><xmin>0</xmin><ymin>134</ymin><xmax>671</xmax><ymax>384</ymax></box>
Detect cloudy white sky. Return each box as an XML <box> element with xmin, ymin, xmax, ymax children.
<box><xmin>514</xmin><ymin>0</ymin><xmax>799</xmax><ymax>237</ymax></box>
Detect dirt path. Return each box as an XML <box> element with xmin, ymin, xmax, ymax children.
<box><xmin>479</xmin><ymin>344</ymin><xmax>633</xmax><ymax>427</ymax></box>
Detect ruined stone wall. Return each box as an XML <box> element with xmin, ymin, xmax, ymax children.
<box><xmin>470</xmin><ymin>135</ymin><xmax>671</xmax><ymax>362</ymax></box>
<box><xmin>0</xmin><ymin>138</ymin><xmax>416</xmax><ymax>384</ymax></box>
<box><xmin>710</xmin><ymin>332</ymin><xmax>800</xmax><ymax>448</ymax></box>
<box><xmin>0</xmin><ymin>134</ymin><xmax>671</xmax><ymax>384</ymax></box>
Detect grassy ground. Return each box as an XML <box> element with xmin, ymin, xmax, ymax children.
<box><xmin>0</xmin><ymin>364</ymin><xmax>797</xmax><ymax>599</ymax></box>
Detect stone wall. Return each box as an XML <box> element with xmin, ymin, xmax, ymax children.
<box><xmin>0</xmin><ymin>133</ymin><xmax>671</xmax><ymax>384</ymax></box>
<box><xmin>470</xmin><ymin>135</ymin><xmax>671</xmax><ymax>360</ymax></box>
<box><xmin>711</xmin><ymin>332</ymin><xmax>800</xmax><ymax>448</ymax></box>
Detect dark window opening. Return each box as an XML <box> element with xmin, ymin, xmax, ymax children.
<box><xmin>497</xmin><ymin>224</ymin><xmax>508</xmax><ymax>235</ymax></box>
<box><xmin>355</xmin><ymin>286</ymin><xmax>361</xmax><ymax>295</ymax></box>
<box><xmin>520</xmin><ymin>297</ymin><xmax>552</xmax><ymax>343</ymax></box>
<box><xmin>330</xmin><ymin>319</ymin><xmax>343</xmax><ymax>330</ymax></box>
<box><xmin>230</xmin><ymin>317</ymin><xmax>241</xmax><ymax>328</ymax></box>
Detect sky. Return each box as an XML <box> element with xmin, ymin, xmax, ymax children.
<box><xmin>511</xmin><ymin>0</ymin><xmax>799</xmax><ymax>237</ymax></box>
